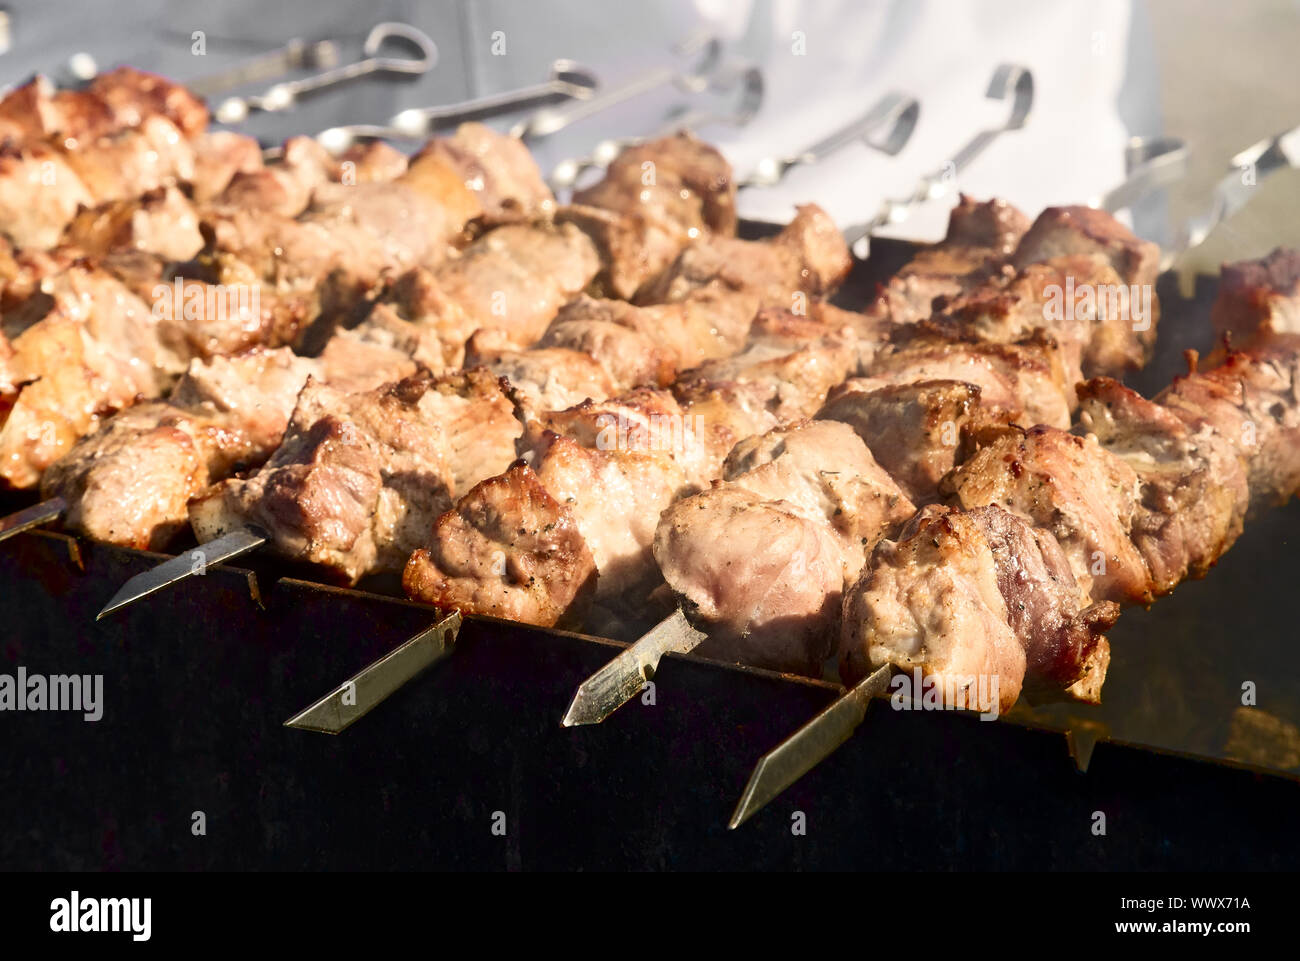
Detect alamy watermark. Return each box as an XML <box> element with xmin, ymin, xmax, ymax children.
<box><xmin>0</xmin><ymin>667</ymin><xmax>102</xmax><ymax>721</ymax></box>
<box><xmin>1042</xmin><ymin>278</ymin><xmax>1153</xmax><ymax>332</ymax></box>
<box><xmin>151</xmin><ymin>276</ymin><xmax>260</xmax><ymax>323</ymax></box>
<box><xmin>889</xmin><ymin>667</ymin><xmax>1000</xmax><ymax>720</ymax></box>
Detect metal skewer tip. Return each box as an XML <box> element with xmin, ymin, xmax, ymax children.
<box><xmin>561</xmin><ymin>607</ymin><xmax>706</xmax><ymax>726</ymax></box>
<box><xmin>95</xmin><ymin>528</ymin><xmax>266</xmax><ymax>620</ymax></box>
<box><xmin>728</xmin><ymin>664</ymin><xmax>893</xmax><ymax>830</ymax></box>
<box><xmin>284</xmin><ymin>612</ymin><xmax>461</xmax><ymax>734</ymax></box>
<box><xmin>0</xmin><ymin>497</ymin><xmax>66</xmax><ymax>546</ymax></box>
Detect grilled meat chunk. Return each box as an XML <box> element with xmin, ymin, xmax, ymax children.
<box><xmin>403</xmin><ymin>462</ymin><xmax>597</xmax><ymax>629</ymax></box>
<box><xmin>840</xmin><ymin>504</ymin><xmax>1118</xmax><ymax>711</ymax></box>
<box><xmin>817</xmin><ymin>379</ymin><xmax>986</xmax><ymax>504</ymax></box>
<box><xmin>535</xmin><ymin>295</ymin><xmax>680</xmax><ymax>389</ymax></box>
<box><xmin>1012</xmin><ymin>204</ymin><xmax>1160</xmax><ymax>359</ymax></box>
<box><xmin>861</xmin><ymin>195</ymin><xmax>1031</xmax><ymax>330</ymax></box>
<box><xmin>464</xmin><ymin>328</ymin><xmax>614</xmax><ymax>410</ymax></box>
<box><xmin>654</xmin><ymin>420</ymin><xmax>913</xmax><ymax>675</ymax></box>
<box><xmin>41</xmin><ymin>348</ymin><xmax>314</xmax><ymax>549</ymax></box>
<box><xmin>1211</xmin><ymin>248</ymin><xmax>1300</xmax><ymax>345</ymax></box>
<box><xmin>191</xmin><ymin>374</ymin><xmax>459</xmax><ymax>583</ymax></box>
<box><xmin>857</xmin><ymin>334</ymin><xmax>1072</xmax><ymax>428</ymax></box>
<box><xmin>412</xmin><ymin>123</ymin><xmax>554</xmax><ymax>225</ymax></box>
<box><xmin>566</xmin><ymin>132</ymin><xmax>736</xmax><ymax>298</ymax></box>
<box><xmin>942</xmin><ymin>423</ymin><xmax>1151</xmax><ymax>605</ymax></box>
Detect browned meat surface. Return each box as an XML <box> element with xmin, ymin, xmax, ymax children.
<box><xmin>61</xmin><ymin>116</ymin><xmax>195</xmax><ymax>205</ymax></box>
<box><xmin>565</xmin><ymin>133</ymin><xmax>735</xmax><ymax>298</ymax></box>
<box><xmin>857</xmin><ymin>334</ymin><xmax>1072</xmax><ymax>429</ymax></box>
<box><xmin>672</xmin><ymin>308</ymin><xmax>857</xmax><ymax>425</ymax></box>
<box><xmin>190</xmin><ymin>374</ymin><xmax>458</xmax><ymax>583</ymax></box>
<box><xmin>841</xmin><ymin>504</ymin><xmax>1117</xmax><ymax>711</ymax></box>
<box><xmin>0</xmin><ymin>145</ymin><xmax>94</xmax><ymax>248</ymax></box>
<box><xmin>942</xmin><ymin>423</ymin><xmax>1151</xmax><ymax>605</ymax></box>
<box><xmin>639</xmin><ymin>203</ymin><xmax>851</xmax><ymax>307</ymax></box>
<box><xmin>413</xmin><ymin>123</ymin><xmax>554</xmax><ymax>225</ymax></box>
<box><xmin>0</xmin><ymin>68</ymin><xmax>207</xmax><ymax>144</ymax></box>
<box><xmin>1211</xmin><ymin>248</ymin><xmax>1300</xmax><ymax>344</ymax></box>
<box><xmin>403</xmin><ymin>462</ymin><xmax>597</xmax><ymax>628</ymax></box>
<box><xmin>338</xmin><ymin>140</ymin><xmax>409</xmax><ymax>184</ymax></box>
<box><xmin>41</xmin><ymin>348</ymin><xmax>314</xmax><ymax>549</ymax></box>
<box><xmin>189</xmin><ymin>131</ymin><xmax>264</xmax><ymax>202</ymax></box>
<box><xmin>535</xmin><ymin>295</ymin><xmax>680</xmax><ymax>388</ymax></box>
<box><xmin>1076</xmin><ymin>376</ymin><xmax>1248</xmax><ymax>597</ymax></box>
<box><xmin>63</xmin><ymin>185</ymin><xmax>203</xmax><ymax>261</ymax></box>
<box><xmin>84</xmin><ymin>67</ymin><xmax>209</xmax><ymax>139</ymax></box>
<box><xmin>315</xmin><ymin>312</ymin><xmax>442</xmax><ymax>393</ymax></box>
<box><xmin>930</xmin><ymin>253</ymin><xmax>1154</xmax><ymax>386</ymax></box>
<box><xmin>860</xmin><ymin>196</ymin><xmax>1031</xmax><ymax>330</ymax></box>
<box><xmin>653</xmin><ymin>420</ymin><xmax>913</xmax><ymax>675</ymax></box>
<box><xmin>659</xmin><ymin>485</ymin><xmax>847</xmax><ymax>673</ymax></box>
<box><xmin>841</xmin><ymin>321</ymin><xmax>1300</xmax><ymax>714</ymax></box>
<box><xmin>427</xmin><ymin>221</ymin><xmax>601</xmax><ymax>348</ymax></box>
<box><xmin>1012</xmin><ymin>204</ymin><xmax>1160</xmax><ymax>358</ymax></box>
<box><xmin>363</xmin><ymin>267</ymin><xmax>476</xmax><ymax>369</ymax></box>
<box><xmin>817</xmin><ymin>379</ymin><xmax>986</xmax><ymax>504</ymax></box>
<box><xmin>463</xmin><ymin>328</ymin><xmax>614</xmax><ymax>410</ymax></box>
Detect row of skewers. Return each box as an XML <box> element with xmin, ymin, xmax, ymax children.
<box><xmin>1</xmin><ymin>54</ymin><xmax>1297</xmax><ymax>827</ymax></box>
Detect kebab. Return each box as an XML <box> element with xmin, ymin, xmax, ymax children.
<box><xmin>0</xmin><ymin>118</ymin><xmax>586</xmax><ymax>493</ymax></box>
<box><xmin>723</xmin><ymin>252</ymin><xmax>1300</xmax><ymax>827</ymax></box>
<box><xmin>77</xmin><ymin>133</ymin><xmax>750</xmax><ymax>607</ymax></box>
<box><xmin>99</xmin><ymin>201</ymin><xmax>847</xmax><ymax>606</ymax></box>
<box><xmin>546</xmin><ymin>200</ymin><xmax>1159</xmax><ymax>724</ymax></box>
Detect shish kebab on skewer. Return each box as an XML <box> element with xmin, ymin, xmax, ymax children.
<box><xmin>12</xmin><ymin>131</ymin><xmax>735</xmax><ymax>555</ymax></box>
<box><xmin>78</xmin><ymin>91</ymin><xmax>923</xmax><ymax>605</ymax></box>
<box><xmin>0</xmin><ymin>107</ymin><xmax>576</xmax><ymax>490</ymax></box>
<box><xmin>281</xmin><ymin>192</ymin><xmax>1167</xmax><ymax>735</ymax></box>
<box><xmin>725</xmin><ymin>271</ymin><xmax>1300</xmax><ymax>828</ymax></box>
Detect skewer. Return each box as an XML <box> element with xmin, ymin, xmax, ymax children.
<box><xmin>728</xmin><ymin>665</ymin><xmax>892</xmax><ymax>829</ymax></box>
<box><xmin>843</xmin><ymin>62</ymin><xmax>1034</xmax><ymax>259</ymax></box>
<box><xmin>0</xmin><ymin>497</ymin><xmax>66</xmax><ymax>545</ymax></box>
<box><xmin>305</xmin><ymin>59</ymin><xmax>600</xmax><ymax>157</ymax></box>
<box><xmin>214</xmin><ymin>22</ymin><xmax>438</xmax><ymax>125</ymax></box>
<box><xmin>284</xmin><ymin>612</ymin><xmax>461</xmax><ymax>734</ymax></box>
<box><xmin>510</xmin><ymin>29</ymin><xmax>722</xmax><ymax>143</ymax></box>
<box><xmin>548</xmin><ymin>64</ymin><xmax>766</xmax><ymax>192</ymax></box>
<box><xmin>96</xmin><ymin>528</ymin><xmax>266</xmax><ymax>620</ymax></box>
<box><xmin>187</xmin><ymin>37</ymin><xmax>341</xmax><ymax>98</ymax></box>
<box><xmin>739</xmin><ymin>91</ymin><xmax>920</xmax><ymax>187</ymax></box>
<box><xmin>561</xmin><ymin>609</ymin><xmax>705</xmax><ymax>726</ymax></box>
